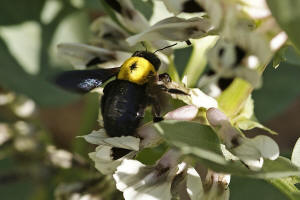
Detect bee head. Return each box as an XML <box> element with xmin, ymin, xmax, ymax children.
<box><xmin>131</xmin><ymin>51</ymin><xmax>161</xmax><ymax>70</ymax></box>
<box><xmin>117</xmin><ymin>51</ymin><xmax>160</xmax><ymax>85</ymax></box>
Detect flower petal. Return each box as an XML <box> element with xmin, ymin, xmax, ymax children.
<box><xmin>251</xmin><ymin>135</ymin><xmax>279</xmax><ymax>160</ymax></box>
<box><xmin>104</xmin><ymin>136</ymin><xmax>140</xmax><ymax>151</ymax></box>
<box><xmin>89</xmin><ymin>146</ymin><xmax>135</xmax><ymax>174</ymax></box>
<box><xmin>57</xmin><ymin>43</ymin><xmax>130</xmax><ymax>69</ymax></box>
<box><xmin>126</xmin><ymin>17</ymin><xmax>213</xmax><ymax>45</ymax></box>
<box><xmin>240</xmin><ymin>0</ymin><xmax>271</xmax><ymax>19</ymax></box>
<box><xmin>114</xmin><ymin>159</ymin><xmax>173</xmax><ymax>200</ymax></box>
<box><xmin>79</xmin><ymin>129</ymin><xmax>108</xmax><ymax>145</ymax></box>
<box><xmin>79</xmin><ymin>128</ymin><xmax>140</xmax><ymax>151</ymax></box>
<box><xmin>175</xmin><ymin>88</ymin><xmax>218</xmax><ymax>109</ymax></box>
<box><xmin>164</xmin><ymin>105</ymin><xmax>198</xmax><ymax>121</ymax></box>
<box><xmin>90</xmin><ymin>17</ymin><xmax>133</xmax><ymax>51</ymax></box>
<box><xmin>106</xmin><ymin>0</ymin><xmax>149</xmax><ymax>33</ymax></box>
<box><xmin>186</xmin><ymin>168</ymin><xmax>204</xmax><ymax>200</ymax></box>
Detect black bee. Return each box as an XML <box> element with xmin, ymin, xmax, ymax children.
<box><xmin>56</xmin><ymin>48</ymin><xmax>187</xmax><ymax>138</ymax></box>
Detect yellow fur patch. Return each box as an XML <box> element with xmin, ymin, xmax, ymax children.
<box><xmin>117</xmin><ymin>57</ymin><xmax>157</xmax><ymax>85</ymax></box>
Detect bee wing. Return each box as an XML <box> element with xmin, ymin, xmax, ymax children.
<box><xmin>55</xmin><ymin>68</ymin><xmax>120</xmax><ymax>93</ymax></box>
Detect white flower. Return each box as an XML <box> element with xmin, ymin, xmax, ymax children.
<box><xmin>113</xmin><ymin>150</ymin><xmax>180</xmax><ymax>200</ymax></box>
<box><xmin>90</xmin><ymin>17</ymin><xmax>133</xmax><ymax>51</ymax></box>
<box><xmin>186</xmin><ymin>167</ymin><xmax>204</xmax><ymax>200</ymax></box>
<box><xmin>186</xmin><ymin>168</ymin><xmax>230</xmax><ymax>200</ymax></box>
<box><xmin>195</xmin><ymin>0</ymin><xmax>223</xmax><ymax>28</ymax></box>
<box><xmin>207</xmin><ymin>39</ymin><xmax>262</xmax><ymax>89</ymax></box>
<box><xmin>89</xmin><ymin>146</ymin><xmax>136</xmax><ymax>174</ymax></box>
<box><xmin>164</xmin><ymin>105</ymin><xmax>199</xmax><ymax>121</ymax></box>
<box><xmin>206</xmin><ymin>108</ymin><xmax>279</xmax><ymax>170</ymax></box>
<box><xmin>127</xmin><ymin>17</ymin><xmax>213</xmax><ymax>46</ymax></box>
<box><xmin>81</xmin><ymin>129</ymin><xmax>140</xmax><ymax>174</ymax></box>
<box><xmin>105</xmin><ymin>0</ymin><xmax>149</xmax><ymax>33</ymax></box>
<box><xmin>57</xmin><ymin>43</ymin><xmax>131</xmax><ymax>69</ymax></box>
<box><xmin>239</xmin><ymin>0</ymin><xmax>271</xmax><ymax>19</ymax></box>
<box><xmin>173</xmin><ymin>88</ymin><xmax>218</xmax><ymax>109</ymax></box>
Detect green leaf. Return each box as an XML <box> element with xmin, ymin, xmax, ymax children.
<box><xmin>154</xmin><ymin>120</ymin><xmax>226</xmax><ymax>165</ymax></box>
<box><xmin>292</xmin><ymin>138</ymin><xmax>300</xmax><ymax>167</ymax></box>
<box><xmin>0</xmin><ymin>37</ymin><xmax>79</xmax><ymax>107</ymax></box>
<box><xmin>135</xmin><ymin>143</ymin><xmax>168</xmax><ymax>165</ymax></box>
<box><xmin>0</xmin><ymin>0</ymin><xmax>46</xmax><ymax>25</ymax></box>
<box><xmin>267</xmin><ymin>0</ymin><xmax>300</xmax><ymax>53</ymax></box>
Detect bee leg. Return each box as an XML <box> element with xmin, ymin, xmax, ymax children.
<box><xmin>158</xmin><ymin>73</ymin><xmax>172</xmax><ymax>82</ymax></box>
<box><xmin>158</xmin><ymin>84</ymin><xmax>189</xmax><ymax>96</ymax></box>
<box><xmin>150</xmin><ymin>97</ymin><xmax>164</xmax><ymax>123</ymax></box>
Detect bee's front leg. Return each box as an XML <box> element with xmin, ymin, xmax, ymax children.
<box><xmin>158</xmin><ymin>73</ymin><xmax>189</xmax><ymax>95</ymax></box>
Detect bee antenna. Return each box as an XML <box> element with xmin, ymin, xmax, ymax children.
<box><xmin>154</xmin><ymin>43</ymin><xmax>177</xmax><ymax>54</ymax></box>
<box><xmin>141</xmin><ymin>42</ymin><xmax>147</xmax><ymax>52</ymax></box>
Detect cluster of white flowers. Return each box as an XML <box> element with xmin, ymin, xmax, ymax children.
<box><xmin>57</xmin><ymin>0</ymin><xmax>289</xmax><ymax>199</ymax></box>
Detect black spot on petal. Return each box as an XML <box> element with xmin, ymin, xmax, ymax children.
<box><xmin>183</xmin><ymin>0</ymin><xmax>204</xmax><ymax>13</ymax></box>
<box><xmin>207</xmin><ymin>69</ymin><xmax>216</xmax><ymax>76</ymax></box>
<box><xmin>234</xmin><ymin>46</ymin><xmax>246</xmax><ymax>66</ymax></box>
<box><xmin>218</xmin><ymin>78</ymin><xmax>234</xmax><ymax>91</ymax></box>
<box><xmin>111</xmin><ymin>148</ymin><xmax>131</xmax><ymax>160</ymax></box>
<box><xmin>218</xmin><ymin>47</ymin><xmax>225</xmax><ymax>57</ymax></box>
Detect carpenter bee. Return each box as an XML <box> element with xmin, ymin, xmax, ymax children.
<box><xmin>56</xmin><ymin>46</ymin><xmax>187</xmax><ymax>138</ymax></box>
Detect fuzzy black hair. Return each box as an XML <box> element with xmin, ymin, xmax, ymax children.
<box><xmin>132</xmin><ymin>51</ymin><xmax>161</xmax><ymax>71</ymax></box>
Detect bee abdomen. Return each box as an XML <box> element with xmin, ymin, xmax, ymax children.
<box><xmin>101</xmin><ymin>80</ymin><xmax>147</xmax><ymax>137</ymax></box>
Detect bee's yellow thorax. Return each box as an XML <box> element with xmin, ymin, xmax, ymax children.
<box><xmin>117</xmin><ymin>57</ymin><xmax>157</xmax><ymax>85</ymax></box>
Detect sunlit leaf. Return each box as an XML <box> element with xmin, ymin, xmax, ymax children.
<box><xmin>154</xmin><ymin>120</ymin><xmax>226</xmax><ymax>165</ymax></box>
